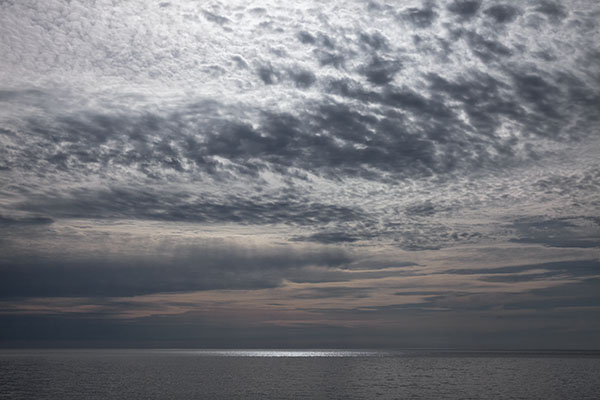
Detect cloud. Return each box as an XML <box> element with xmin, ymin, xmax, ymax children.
<box><xmin>0</xmin><ymin>215</ymin><xmax>53</xmax><ymax>226</ymax></box>
<box><xmin>483</xmin><ymin>4</ymin><xmax>520</xmax><ymax>24</ymax></box>
<box><xmin>401</xmin><ymin>6</ymin><xmax>438</xmax><ymax>28</ymax></box>
<box><xmin>16</xmin><ymin>186</ymin><xmax>366</xmax><ymax>226</ymax></box>
<box><xmin>533</xmin><ymin>167</ymin><xmax>600</xmax><ymax>198</ymax></box>
<box><xmin>292</xmin><ymin>286</ymin><xmax>372</xmax><ymax>299</ymax></box>
<box><xmin>202</xmin><ymin>10</ymin><xmax>230</xmax><ymax>26</ymax></box>
<box><xmin>465</xmin><ymin>31</ymin><xmax>512</xmax><ymax>62</ymax></box>
<box><xmin>257</xmin><ymin>64</ymin><xmax>278</xmax><ymax>85</ymax></box>
<box><xmin>314</xmin><ymin>49</ymin><xmax>346</xmax><ymax>68</ymax></box>
<box><xmin>360</xmin><ymin>56</ymin><xmax>401</xmax><ymax>85</ymax></box>
<box><xmin>509</xmin><ymin>217</ymin><xmax>600</xmax><ymax>248</ymax></box>
<box><xmin>1</xmin><ymin>0</ymin><xmax>600</xmax><ymax>347</ymax></box>
<box><xmin>442</xmin><ymin>259</ymin><xmax>600</xmax><ymax>280</ymax></box>
<box><xmin>0</xmin><ymin>241</ymin><xmax>353</xmax><ymax>298</ymax></box>
<box><xmin>297</xmin><ymin>31</ymin><xmax>316</xmax><ymax>44</ymax></box>
<box><xmin>358</xmin><ymin>31</ymin><xmax>389</xmax><ymax>51</ymax></box>
<box><xmin>534</xmin><ymin>1</ymin><xmax>568</xmax><ymax>21</ymax></box>
<box><xmin>291</xmin><ymin>232</ymin><xmax>360</xmax><ymax>244</ymax></box>
<box><xmin>404</xmin><ymin>201</ymin><xmax>439</xmax><ymax>217</ymax></box>
<box><xmin>512</xmin><ymin>73</ymin><xmax>561</xmax><ymax>120</ymax></box>
<box><xmin>287</xmin><ymin>67</ymin><xmax>316</xmax><ymax>88</ymax></box>
<box><xmin>446</xmin><ymin>0</ymin><xmax>481</xmax><ymax>19</ymax></box>
<box><xmin>506</xmin><ymin>277</ymin><xmax>600</xmax><ymax>310</ymax></box>
<box><xmin>1</xmin><ymin>0</ymin><xmax>598</xmax><ymax>188</ymax></box>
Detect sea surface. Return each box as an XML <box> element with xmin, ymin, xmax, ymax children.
<box><xmin>1</xmin><ymin>349</ymin><xmax>599</xmax><ymax>399</ymax></box>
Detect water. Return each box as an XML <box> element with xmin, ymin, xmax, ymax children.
<box><xmin>1</xmin><ymin>349</ymin><xmax>599</xmax><ymax>399</ymax></box>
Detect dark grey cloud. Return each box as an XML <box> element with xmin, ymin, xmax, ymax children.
<box><xmin>292</xmin><ymin>218</ymin><xmax>483</xmax><ymax>251</ymax></box>
<box><xmin>202</xmin><ymin>10</ymin><xmax>230</xmax><ymax>26</ymax></box>
<box><xmin>3</xmin><ymin>46</ymin><xmax>597</xmax><ymax>188</ymax></box>
<box><xmin>404</xmin><ymin>201</ymin><xmax>439</xmax><ymax>217</ymax></box>
<box><xmin>278</xmin><ymin>264</ymin><xmax>409</xmax><ymax>284</ymax></box>
<box><xmin>0</xmin><ymin>312</ymin><xmax>364</xmax><ymax>349</ymax></box>
<box><xmin>506</xmin><ymin>277</ymin><xmax>600</xmax><ymax>310</ymax></box>
<box><xmin>16</xmin><ymin>187</ymin><xmax>366</xmax><ymax>226</ymax></box>
<box><xmin>7</xmin><ymin>94</ymin><xmax>441</xmax><ymax>181</ymax></box>
<box><xmin>231</xmin><ymin>55</ymin><xmax>249</xmax><ymax>69</ymax></box>
<box><xmin>292</xmin><ymin>286</ymin><xmax>372</xmax><ymax>299</ymax></box>
<box><xmin>534</xmin><ymin>1</ymin><xmax>568</xmax><ymax>21</ymax></box>
<box><xmin>0</xmin><ymin>89</ymin><xmax>43</xmax><ymax>101</ymax></box>
<box><xmin>359</xmin><ymin>31</ymin><xmax>389</xmax><ymax>51</ymax></box>
<box><xmin>0</xmin><ymin>243</ymin><xmax>353</xmax><ymax>298</ymax></box>
<box><xmin>425</xmin><ymin>68</ymin><xmax>592</xmax><ymax>143</ymax></box>
<box><xmin>2</xmin><ymin>306</ymin><xmax>599</xmax><ymax>349</ymax></box>
<box><xmin>296</xmin><ymin>30</ymin><xmax>349</xmax><ymax>68</ymax></box>
<box><xmin>314</xmin><ymin>49</ymin><xmax>346</xmax><ymax>68</ymax></box>
<box><xmin>371</xmin><ymin>266</ymin><xmax>600</xmax><ymax>313</ymax></box>
<box><xmin>509</xmin><ymin>217</ymin><xmax>600</xmax><ymax>248</ymax></box>
<box><xmin>361</xmin><ymin>56</ymin><xmax>401</xmax><ymax>85</ymax></box>
<box><xmin>297</xmin><ymin>31</ymin><xmax>316</xmax><ymax>44</ymax></box>
<box><xmin>394</xmin><ymin>290</ymin><xmax>458</xmax><ymax>297</ymax></box>
<box><xmin>291</xmin><ymin>232</ymin><xmax>360</xmax><ymax>244</ymax></box>
<box><xmin>465</xmin><ymin>31</ymin><xmax>512</xmax><ymax>62</ymax></box>
<box><xmin>443</xmin><ymin>259</ymin><xmax>600</xmax><ymax>280</ymax></box>
<box><xmin>447</xmin><ymin>0</ymin><xmax>481</xmax><ymax>19</ymax></box>
<box><xmin>478</xmin><ymin>273</ymin><xmax>558</xmax><ymax>283</ymax></box>
<box><xmin>0</xmin><ymin>215</ymin><xmax>53</xmax><ymax>226</ymax></box>
<box><xmin>257</xmin><ymin>64</ymin><xmax>278</xmax><ymax>84</ymax></box>
<box><xmin>483</xmin><ymin>4</ymin><xmax>520</xmax><ymax>24</ymax></box>
<box><xmin>317</xmin><ymin>33</ymin><xmax>337</xmax><ymax>50</ymax></box>
<box><xmin>287</xmin><ymin>68</ymin><xmax>316</xmax><ymax>88</ymax></box>
<box><xmin>512</xmin><ymin>73</ymin><xmax>561</xmax><ymax>120</ymax></box>
<box><xmin>346</xmin><ymin>272</ymin><xmax>600</xmax><ymax>319</ymax></box>
<box><xmin>401</xmin><ymin>6</ymin><xmax>438</xmax><ymax>28</ymax></box>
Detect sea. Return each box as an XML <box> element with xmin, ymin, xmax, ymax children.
<box><xmin>1</xmin><ymin>349</ymin><xmax>599</xmax><ymax>399</ymax></box>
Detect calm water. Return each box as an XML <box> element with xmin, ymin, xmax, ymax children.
<box><xmin>1</xmin><ymin>349</ymin><xmax>599</xmax><ymax>399</ymax></box>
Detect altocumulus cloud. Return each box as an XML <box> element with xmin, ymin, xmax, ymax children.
<box><xmin>0</xmin><ymin>0</ymin><xmax>600</xmax><ymax>348</ymax></box>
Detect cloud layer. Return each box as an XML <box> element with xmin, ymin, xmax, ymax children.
<box><xmin>1</xmin><ymin>0</ymin><xmax>599</xmax><ymax>348</ymax></box>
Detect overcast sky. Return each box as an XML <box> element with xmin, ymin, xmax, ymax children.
<box><xmin>1</xmin><ymin>0</ymin><xmax>599</xmax><ymax>349</ymax></box>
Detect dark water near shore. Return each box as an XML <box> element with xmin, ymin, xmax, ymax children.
<box><xmin>1</xmin><ymin>349</ymin><xmax>600</xmax><ymax>399</ymax></box>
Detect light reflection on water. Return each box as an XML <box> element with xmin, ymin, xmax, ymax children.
<box><xmin>172</xmin><ymin>349</ymin><xmax>381</xmax><ymax>357</ymax></box>
<box><xmin>156</xmin><ymin>349</ymin><xmax>600</xmax><ymax>358</ymax></box>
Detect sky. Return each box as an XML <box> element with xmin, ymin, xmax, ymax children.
<box><xmin>0</xmin><ymin>0</ymin><xmax>599</xmax><ymax>349</ymax></box>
